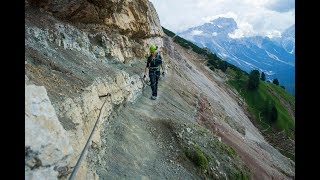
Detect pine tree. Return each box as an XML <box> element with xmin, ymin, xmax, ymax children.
<box><xmin>263</xmin><ymin>99</ymin><xmax>278</xmax><ymax>123</ymax></box>
<box><xmin>235</xmin><ymin>70</ymin><xmax>242</xmax><ymax>80</ymax></box>
<box><xmin>248</xmin><ymin>70</ymin><xmax>260</xmax><ymax>90</ymax></box>
<box><xmin>261</xmin><ymin>72</ymin><xmax>266</xmax><ymax>81</ymax></box>
<box><xmin>271</xmin><ymin>105</ymin><xmax>278</xmax><ymax>123</ymax></box>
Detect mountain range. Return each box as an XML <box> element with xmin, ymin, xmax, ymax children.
<box><xmin>179</xmin><ymin>17</ymin><xmax>295</xmax><ymax>95</ymax></box>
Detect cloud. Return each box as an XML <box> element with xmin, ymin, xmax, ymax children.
<box><xmin>149</xmin><ymin>0</ymin><xmax>295</xmax><ymax>37</ymax></box>
<box><xmin>191</xmin><ymin>30</ymin><xmax>203</xmax><ymax>35</ymax></box>
<box><xmin>212</xmin><ymin>32</ymin><xmax>218</xmax><ymax>36</ymax></box>
<box><xmin>265</xmin><ymin>30</ymin><xmax>282</xmax><ymax>38</ymax></box>
<box><xmin>229</xmin><ymin>22</ymin><xmax>255</xmax><ymax>39</ymax></box>
<box><xmin>265</xmin><ymin>0</ymin><xmax>295</xmax><ymax>12</ymax></box>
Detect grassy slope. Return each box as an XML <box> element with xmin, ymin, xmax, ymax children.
<box><xmin>227</xmin><ymin>70</ymin><xmax>295</xmax><ymax>137</ymax></box>
<box><xmin>263</xmin><ymin>82</ymin><xmax>295</xmax><ymax>133</ymax></box>
<box><xmin>163</xmin><ymin>26</ymin><xmax>295</xmax><ymax>161</ymax></box>
<box><xmin>227</xmin><ymin>72</ymin><xmax>295</xmax><ymax>162</ymax></box>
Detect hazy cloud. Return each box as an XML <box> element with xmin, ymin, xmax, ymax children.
<box><xmin>149</xmin><ymin>0</ymin><xmax>295</xmax><ymax>38</ymax></box>
<box><xmin>265</xmin><ymin>0</ymin><xmax>295</xmax><ymax>12</ymax></box>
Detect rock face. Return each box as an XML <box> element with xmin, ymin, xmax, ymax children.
<box><xmin>25</xmin><ymin>84</ymin><xmax>73</xmax><ymax>179</ymax></box>
<box><xmin>26</xmin><ymin>0</ymin><xmax>164</xmax><ymax>63</ymax></box>
<box><xmin>27</xmin><ymin>0</ymin><xmax>163</xmax><ymax>38</ymax></box>
<box><xmin>25</xmin><ymin>0</ymin><xmax>163</xmax><ymax>179</ymax></box>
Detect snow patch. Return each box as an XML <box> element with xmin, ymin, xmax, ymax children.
<box><xmin>191</xmin><ymin>30</ymin><xmax>203</xmax><ymax>35</ymax></box>
<box><xmin>221</xmin><ymin>53</ymin><xmax>229</xmax><ymax>58</ymax></box>
<box><xmin>289</xmin><ymin>47</ymin><xmax>295</xmax><ymax>54</ymax></box>
<box><xmin>265</xmin><ymin>50</ymin><xmax>293</xmax><ymax>66</ymax></box>
<box><xmin>257</xmin><ymin>68</ymin><xmax>275</xmax><ymax>75</ymax></box>
<box><xmin>266</xmin><ymin>51</ymin><xmax>281</xmax><ymax>60</ymax></box>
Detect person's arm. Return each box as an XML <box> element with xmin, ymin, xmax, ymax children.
<box><xmin>144</xmin><ymin>67</ymin><xmax>148</xmax><ymax>77</ymax></box>
<box><xmin>144</xmin><ymin>56</ymin><xmax>151</xmax><ymax>77</ymax></box>
<box><xmin>161</xmin><ymin>63</ymin><xmax>165</xmax><ymax>75</ymax></box>
<box><xmin>160</xmin><ymin>54</ymin><xmax>165</xmax><ymax>75</ymax></box>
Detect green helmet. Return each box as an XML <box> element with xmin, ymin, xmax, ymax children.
<box><xmin>149</xmin><ymin>45</ymin><xmax>157</xmax><ymax>53</ymax></box>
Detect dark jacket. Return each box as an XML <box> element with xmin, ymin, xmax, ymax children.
<box><xmin>146</xmin><ymin>52</ymin><xmax>162</xmax><ymax>71</ymax></box>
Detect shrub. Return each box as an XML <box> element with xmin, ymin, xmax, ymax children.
<box><xmin>185</xmin><ymin>147</ymin><xmax>209</xmax><ymax>171</ymax></box>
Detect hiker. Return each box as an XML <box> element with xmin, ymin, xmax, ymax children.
<box><xmin>143</xmin><ymin>45</ymin><xmax>165</xmax><ymax>100</ymax></box>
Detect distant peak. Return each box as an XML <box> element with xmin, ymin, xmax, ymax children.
<box><xmin>209</xmin><ymin>17</ymin><xmax>237</xmax><ymax>30</ymax></box>
<box><xmin>210</xmin><ymin>17</ymin><xmax>236</xmax><ymax>23</ymax></box>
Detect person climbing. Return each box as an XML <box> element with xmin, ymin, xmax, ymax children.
<box><xmin>143</xmin><ymin>45</ymin><xmax>165</xmax><ymax>100</ymax></box>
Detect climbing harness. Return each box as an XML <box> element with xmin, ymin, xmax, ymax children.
<box><xmin>141</xmin><ymin>70</ymin><xmax>164</xmax><ymax>87</ymax></box>
<box><xmin>149</xmin><ymin>70</ymin><xmax>161</xmax><ymax>87</ymax></box>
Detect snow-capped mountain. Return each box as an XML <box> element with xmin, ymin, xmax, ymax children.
<box><xmin>179</xmin><ymin>18</ymin><xmax>295</xmax><ymax>95</ymax></box>
<box><xmin>272</xmin><ymin>25</ymin><xmax>295</xmax><ymax>54</ymax></box>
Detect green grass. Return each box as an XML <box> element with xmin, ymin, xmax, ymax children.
<box><xmin>226</xmin><ymin>69</ymin><xmax>295</xmax><ymax>162</ymax></box>
<box><xmin>234</xmin><ymin>171</ymin><xmax>249</xmax><ymax>180</ymax></box>
<box><xmin>185</xmin><ymin>146</ymin><xmax>209</xmax><ymax>171</ymax></box>
<box><xmin>279</xmin><ymin>148</ymin><xmax>295</xmax><ymax>162</ymax></box>
<box><xmin>266</xmin><ymin>82</ymin><xmax>295</xmax><ymax>109</ymax></box>
<box><xmin>209</xmin><ymin>138</ymin><xmax>237</xmax><ymax>159</ymax></box>
<box><xmin>228</xmin><ymin>79</ymin><xmax>270</xmax><ymax>131</ymax></box>
<box><xmin>259</xmin><ymin>82</ymin><xmax>295</xmax><ymax>134</ymax></box>
<box><xmin>226</xmin><ymin>69</ymin><xmax>295</xmax><ymax>137</ymax></box>
<box><xmin>226</xmin><ymin>68</ymin><xmax>237</xmax><ymax>77</ymax></box>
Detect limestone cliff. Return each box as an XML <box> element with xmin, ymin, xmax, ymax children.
<box><xmin>25</xmin><ymin>0</ymin><xmax>164</xmax><ymax>179</ymax></box>
<box><xmin>28</xmin><ymin>0</ymin><xmax>163</xmax><ymax>37</ymax></box>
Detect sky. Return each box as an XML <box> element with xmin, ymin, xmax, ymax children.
<box><xmin>149</xmin><ymin>0</ymin><xmax>295</xmax><ymax>38</ymax></box>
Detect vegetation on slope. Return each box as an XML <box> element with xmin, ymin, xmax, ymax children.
<box><xmin>227</xmin><ymin>70</ymin><xmax>294</xmax><ymax>134</ymax></box>
<box><xmin>227</xmin><ymin>68</ymin><xmax>295</xmax><ymax>161</ymax></box>
<box><xmin>163</xmin><ymin>26</ymin><xmax>295</xmax><ymax>162</ymax></box>
<box><xmin>176</xmin><ymin>122</ymin><xmax>251</xmax><ymax>180</ymax></box>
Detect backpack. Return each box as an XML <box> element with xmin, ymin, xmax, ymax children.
<box><xmin>152</xmin><ymin>52</ymin><xmax>163</xmax><ymax>67</ymax></box>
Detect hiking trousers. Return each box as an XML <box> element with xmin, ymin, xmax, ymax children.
<box><xmin>149</xmin><ymin>70</ymin><xmax>160</xmax><ymax>97</ymax></box>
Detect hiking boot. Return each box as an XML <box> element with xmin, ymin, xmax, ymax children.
<box><xmin>150</xmin><ymin>96</ymin><xmax>157</xmax><ymax>100</ymax></box>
